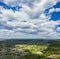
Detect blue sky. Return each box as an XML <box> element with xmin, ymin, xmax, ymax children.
<box><xmin>45</xmin><ymin>1</ymin><xmax>60</xmax><ymax>21</ymax></box>
<box><xmin>0</xmin><ymin>0</ymin><xmax>60</xmax><ymax>39</ymax></box>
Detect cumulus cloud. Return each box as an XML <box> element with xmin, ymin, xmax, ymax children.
<box><xmin>0</xmin><ymin>0</ymin><xmax>60</xmax><ymax>39</ymax></box>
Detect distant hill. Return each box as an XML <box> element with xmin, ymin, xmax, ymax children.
<box><xmin>0</xmin><ymin>39</ymin><xmax>60</xmax><ymax>46</ymax></box>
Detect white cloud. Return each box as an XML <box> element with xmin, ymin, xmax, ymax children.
<box><xmin>0</xmin><ymin>0</ymin><xmax>60</xmax><ymax>39</ymax></box>
<box><xmin>49</xmin><ymin>8</ymin><xmax>60</xmax><ymax>13</ymax></box>
<box><xmin>56</xmin><ymin>27</ymin><xmax>60</xmax><ymax>32</ymax></box>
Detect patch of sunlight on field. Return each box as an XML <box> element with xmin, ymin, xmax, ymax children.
<box><xmin>15</xmin><ymin>44</ymin><xmax>47</xmax><ymax>53</ymax></box>
<box><xmin>47</xmin><ymin>54</ymin><xmax>60</xmax><ymax>59</ymax></box>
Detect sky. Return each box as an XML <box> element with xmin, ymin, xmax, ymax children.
<box><xmin>0</xmin><ymin>0</ymin><xmax>60</xmax><ymax>39</ymax></box>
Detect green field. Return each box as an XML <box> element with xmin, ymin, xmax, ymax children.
<box><xmin>0</xmin><ymin>40</ymin><xmax>60</xmax><ymax>59</ymax></box>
